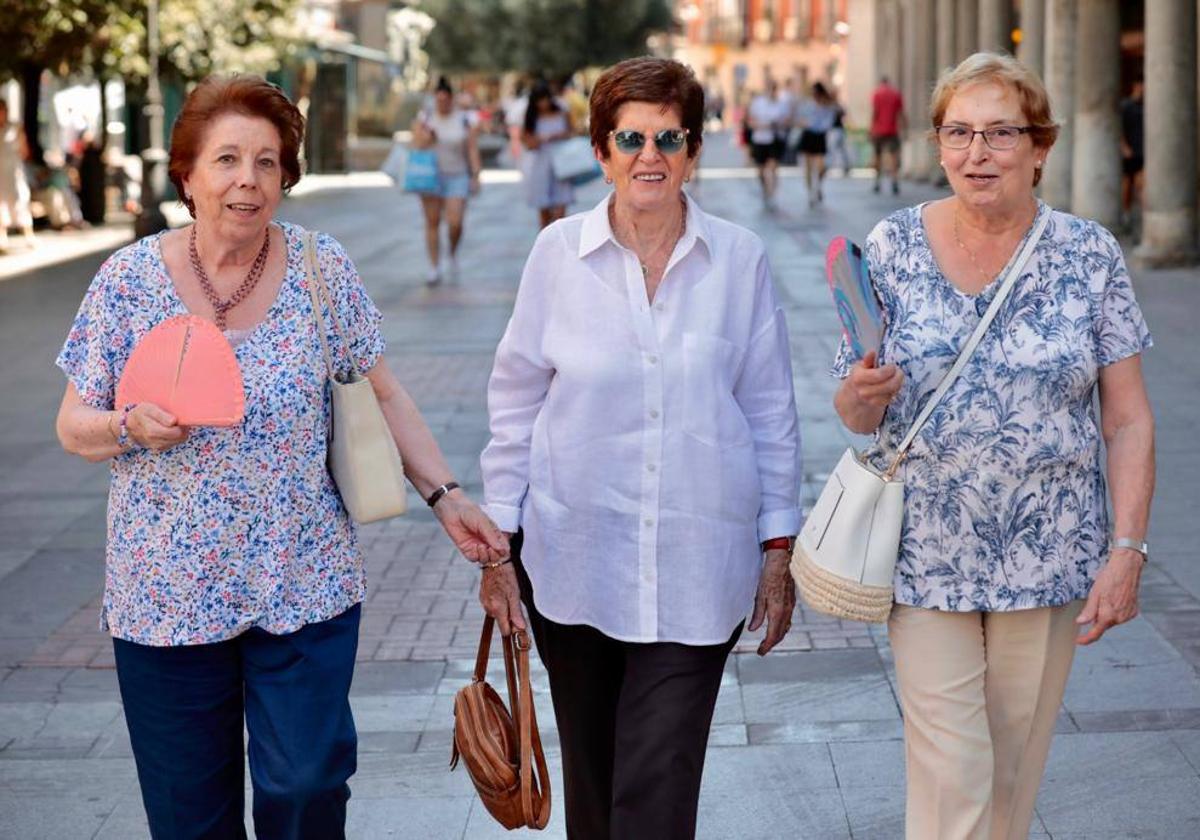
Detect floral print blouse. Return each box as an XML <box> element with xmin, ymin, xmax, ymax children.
<box><xmin>56</xmin><ymin>222</ymin><xmax>385</xmax><ymax>645</ymax></box>
<box><xmin>832</xmin><ymin>203</ymin><xmax>1152</xmax><ymax>612</ymax></box>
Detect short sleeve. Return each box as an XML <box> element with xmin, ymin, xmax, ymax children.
<box><xmin>1089</xmin><ymin>226</ymin><xmax>1153</xmax><ymax>367</ymax></box>
<box><xmin>315</xmin><ymin>232</ymin><xmax>385</xmax><ymax>374</ymax></box>
<box><xmin>830</xmin><ymin>335</ymin><xmax>854</xmax><ymax>379</ymax></box>
<box><xmin>55</xmin><ymin>253</ymin><xmax>126</xmax><ymax>409</ymax></box>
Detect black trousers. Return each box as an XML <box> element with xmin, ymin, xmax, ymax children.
<box><xmin>513</xmin><ymin>534</ymin><xmax>741</xmax><ymax>840</ymax></box>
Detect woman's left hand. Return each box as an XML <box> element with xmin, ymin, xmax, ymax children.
<box><xmin>1075</xmin><ymin>548</ymin><xmax>1144</xmax><ymax>645</ymax></box>
<box><xmin>433</xmin><ymin>490</ymin><xmax>510</xmax><ymax>564</ymax></box>
<box><xmin>749</xmin><ymin>548</ymin><xmax>796</xmax><ymax>655</ymax></box>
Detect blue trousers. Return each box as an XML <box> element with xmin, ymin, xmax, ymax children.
<box><xmin>113</xmin><ymin>604</ymin><xmax>361</xmax><ymax>840</ymax></box>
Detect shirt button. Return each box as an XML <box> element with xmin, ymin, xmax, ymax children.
<box><xmin>647</xmin><ymin>464</ymin><xmax>657</xmax><ymax>472</ymax></box>
<box><xmin>647</xmin><ymin>354</ymin><xmax>658</xmax><ymax>364</ymax></box>
<box><xmin>655</xmin><ymin>302</ymin><xmax>664</xmax><ymax>311</ymax></box>
<box><xmin>649</xmin><ymin>409</ymin><xmax>660</xmax><ymax>419</ymax></box>
<box><xmin>644</xmin><ymin>518</ymin><xmax>654</xmax><ymax>527</ymax></box>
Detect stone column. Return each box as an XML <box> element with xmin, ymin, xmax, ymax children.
<box><xmin>901</xmin><ymin>0</ymin><xmax>918</xmax><ymax>175</ymax></box>
<box><xmin>1070</xmin><ymin>0</ymin><xmax>1120</xmax><ymax>230</ymax></box>
<box><xmin>1041</xmin><ymin>0</ymin><xmax>1076</xmax><ymax>209</ymax></box>
<box><xmin>908</xmin><ymin>0</ymin><xmax>937</xmax><ymax>178</ymax></box>
<box><xmin>978</xmin><ymin>0</ymin><xmax>1012</xmax><ymax>54</ymax></box>
<box><xmin>1135</xmin><ymin>0</ymin><xmax>1198</xmax><ymax>266</ymax></box>
<box><xmin>937</xmin><ymin>0</ymin><xmax>958</xmax><ymax>75</ymax></box>
<box><xmin>957</xmin><ymin>0</ymin><xmax>979</xmax><ymax>61</ymax></box>
<box><xmin>1018</xmin><ymin>0</ymin><xmax>1045</xmax><ymax>76</ymax></box>
<box><xmin>878</xmin><ymin>0</ymin><xmax>903</xmax><ymax>86</ymax></box>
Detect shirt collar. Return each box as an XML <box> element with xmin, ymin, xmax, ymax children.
<box><xmin>578</xmin><ymin>190</ymin><xmax>713</xmax><ymax>262</ymax></box>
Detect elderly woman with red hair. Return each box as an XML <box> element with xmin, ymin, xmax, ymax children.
<box><xmin>54</xmin><ymin>75</ymin><xmax>506</xmax><ymax>839</ymax></box>
<box><xmin>480</xmin><ymin>57</ymin><xmax>801</xmax><ymax>839</ymax></box>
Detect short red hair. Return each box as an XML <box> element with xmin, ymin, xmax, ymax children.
<box><xmin>589</xmin><ymin>57</ymin><xmax>705</xmax><ymax>160</ymax></box>
<box><xmin>168</xmin><ymin>75</ymin><xmax>305</xmax><ymax>217</ymax></box>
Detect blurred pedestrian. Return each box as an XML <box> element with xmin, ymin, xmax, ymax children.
<box><xmin>521</xmin><ymin>81</ymin><xmax>575</xmax><ymax>228</ymax></box>
<box><xmin>411</xmin><ymin>76</ymin><xmax>482</xmax><ymax>284</ymax></box>
<box><xmin>832</xmin><ymin>53</ymin><xmax>1154</xmax><ymax>840</ymax></box>
<box><xmin>480</xmin><ymin>56</ymin><xmax>800</xmax><ymax>840</ymax></box>
<box><xmin>825</xmin><ymin>95</ymin><xmax>851</xmax><ymax>175</ymax></box>
<box><xmin>870</xmin><ymin>75</ymin><xmax>905</xmax><ymax>195</ymax></box>
<box><xmin>0</xmin><ymin>98</ymin><xmax>36</xmax><ymax>251</ymax></box>
<box><xmin>503</xmin><ymin>80</ymin><xmax>529</xmax><ymax>164</ymax></box>
<box><xmin>796</xmin><ymin>82</ymin><xmax>839</xmax><ymax>207</ymax></box>
<box><xmin>54</xmin><ymin>74</ymin><xmax>507</xmax><ymax>840</ymax></box>
<box><xmin>747</xmin><ymin>79</ymin><xmax>785</xmax><ymax>207</ymax></box>
<box><xmin>1119</xmin><ymin>76</ymin><xmax>1145</xmax><ymax>232</ymax></box>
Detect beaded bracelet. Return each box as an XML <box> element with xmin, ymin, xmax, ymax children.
<box><xmin>116</xmin><ymin>403</ymin><xmax>137</xmax><ymax>450</ymax></box>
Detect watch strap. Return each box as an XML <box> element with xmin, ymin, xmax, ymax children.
<box><xmin>1111</xmin><ymin>537</ymin><xmax>1149</xmax><ymax>560</ymax></box>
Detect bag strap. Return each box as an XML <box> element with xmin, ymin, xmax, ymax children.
<box><xmin>885</xmin><ymin>208</ymin><xmax>1051</xmax><ymax>477</ymax></box>
<box><xmin>514</xmin><ymin>630</ymin><xmax>551</xmax><ymax>829</ymax></box>
<box><xmin>303</xmin><ymin>232</ymin><xmax>361</xmax><ymax>380</ymax></box>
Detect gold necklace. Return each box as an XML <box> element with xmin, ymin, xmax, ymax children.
<box><xmin>952</xmin><ymin>203</ymin><xmax>1037</xmax><ymax>288</ymax></box>
<box><xmin>952</xmin><ymin>208</ymin><xmax>995</xmax><ymax>287</ymax></box>
<box><xmin>610</xmin><ymin>197</ymin><xmax>687</xmax><ymax>278</ymax></box>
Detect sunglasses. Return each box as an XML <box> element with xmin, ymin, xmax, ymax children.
<box><xmin>608</xmin><ymin>128</ymin><xmax>690</xmax><ymax>155</ymax></box>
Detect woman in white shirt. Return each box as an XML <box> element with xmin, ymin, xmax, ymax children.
<box><xmin>479</xmin><ymin>57</ymin><xmax>801</xmax><ymax>840</ymax></box>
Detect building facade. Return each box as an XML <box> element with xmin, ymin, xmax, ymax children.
<box><xmin>671</xmin><ymin>1</ymin><xmax>850</xmax><ymax>113</ymax></box>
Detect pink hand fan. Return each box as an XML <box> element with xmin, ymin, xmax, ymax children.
<box><xmin>116</xmin><ymin>315</ymin><xmax>245</xmax><ymax>426</ymax></box>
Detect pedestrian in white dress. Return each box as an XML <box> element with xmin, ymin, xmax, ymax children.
<box><xmin>0</xmin><ymin>99</ymin><xmax>36</xmax><ymax>251</ymax></box>
<box><xmin>521</xmin><ymin>82</ymin><xmax>575</xmax><ymax>229</ymax></box>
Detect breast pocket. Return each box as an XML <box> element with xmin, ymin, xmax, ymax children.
<box><xmin>681</xmin><ymin>332</ymin><xmax>747</xmax><ymax>447</ymax></box>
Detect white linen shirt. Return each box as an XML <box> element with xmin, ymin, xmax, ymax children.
<box><xmin>481</xmin><ymin>193</ymin><xmax>801</xmax><ymax>644</ymax></box>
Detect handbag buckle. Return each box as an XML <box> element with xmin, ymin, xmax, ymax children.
<box><xmin>512</xmin><ymin>631</ymin><xmax>532</xmax><ymax>652</ymax></box>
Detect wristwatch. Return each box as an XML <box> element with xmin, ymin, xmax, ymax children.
<box><xmin>1111</xmin><ymin>537</ymin><xmax>1149</xmax><ymax>562</ymax></box>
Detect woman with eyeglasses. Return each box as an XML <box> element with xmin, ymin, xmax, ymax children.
<box><xmin>479</xmin><ymin>57</ymin><xmax>801</xmax><ymax>839</ymax></box>
<box><xmin>832</xmin><ymin>53</ymin><xmax>1154</xmax><ymax>839</ymax></box>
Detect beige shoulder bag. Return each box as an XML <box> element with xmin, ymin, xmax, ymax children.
<box><xmin>304</xmin><ymin>232</ymin><xmax>407</xmax><ymax>522</ymax></box>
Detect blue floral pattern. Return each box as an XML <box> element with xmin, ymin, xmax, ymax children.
<box><xmin>56</xmin><ymin>222</ymin><xmax>384</xmax><ymax>645</ymax></box>
<box><xmin>832</xmin><ymin>203</ymin><xmax>1152</xmax><ymax>611</ymax></box>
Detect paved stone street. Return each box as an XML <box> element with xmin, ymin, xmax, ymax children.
<box><xmin>2</xmin><ymin>133</ymin><xmax>1199</xmax><ymax>839</ymax></box>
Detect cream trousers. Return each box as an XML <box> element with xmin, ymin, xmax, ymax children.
<box><xmin>888</xmin><ymin>601</ymin><xmax>1084</xmax><ymax>840</ymax></box>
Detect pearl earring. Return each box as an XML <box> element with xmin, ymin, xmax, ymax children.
<box><xmin>604</xmin><ymin>176</ymin><xmax>613</xmax><ymax>184</ymax></box>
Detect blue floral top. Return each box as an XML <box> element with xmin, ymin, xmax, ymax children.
<box><xmin>832</xmin><ymin>203</ymin><xmax>1152</xmax><ymax>611</ymax></box>
<box><xmin>56</xmin><ymin>222</ymin><xmax>385</xmax><ymax>645</ymax></box>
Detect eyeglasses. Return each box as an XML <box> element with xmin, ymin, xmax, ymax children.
<box><xmin>935</xmin><ymin>125</ymin><xmax>1033</xmax><ymax>150</ymax></box>
<box><xmin>608</xmin><ymin>128</ymin><xmax>690</xmax><ymax>155</ymax></box>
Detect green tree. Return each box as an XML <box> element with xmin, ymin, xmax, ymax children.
<box><xmin>0</xmin><ymin>0</ymin><xmax>303</xmax><ymax>158</ymax></box>
<box><xmin>419</xmin><ymin>0</ymin><xmax>674</xmax><ymax>78</ymax></box>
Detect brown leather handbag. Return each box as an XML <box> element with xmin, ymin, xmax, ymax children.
<box><xmin>450</xmin><ymin>616</ymin><xmax>551</xmax><ymax>830</ymax></box>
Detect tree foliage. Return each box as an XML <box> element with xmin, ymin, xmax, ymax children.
<box><xmin>418</xmin><ymin>0</ymin><xmax>675</xmax><ymax>78</ymax></box>
<box><xmin>0</xmin><ymin>0</ymin><xmax>304</xmax><ymax>84</ymax></box>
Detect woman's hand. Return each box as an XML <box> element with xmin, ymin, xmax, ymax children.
<box><xmin>749</xmin><ymin>548</ymin><xmax>796</xmax><ymax>655</ymax></box>
<box><xmin>834</xmin><ymin>350</ymin><xmax>904</xmax><ymax>435</ymax></box>
<box><xmin>125</xmin><ymin>403</ymin><xmax>190</xmax><ymax>452</ymax></box>
<box><xmin>469</xmin><ymin>173</ymin><xmax>481</xmax><ymax>196</ymax></box>
<box><xmin>1075</xmin><ymin>549</ymin><xmax>1144</xmax><ymax>645</ymax></box>
<box><xmin>478</xmin><ymin>540</ymin><xmax>526</xmax><ymax>636</ymax></box>
<box><xmin>847</xmin><ymin>351</ymin><xmax>903</xmax><ymax>408</ymax></box>
<box><xmin>433</xmin><ymin>490</ymin><xmax>510</xmax><ymax>564</ymax></box>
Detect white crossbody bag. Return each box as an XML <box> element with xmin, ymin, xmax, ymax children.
<box><xmin>791</xmin><ymin>211</ymin><xmax>1050</xmax><ymax>623</ymax></box>
<box><xmin>304</xmin><ymin>233</ymin><xmax>408</xmax><ymax>523</ymax></box>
